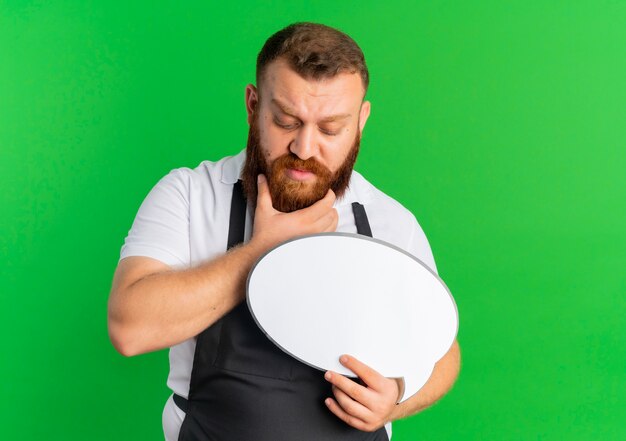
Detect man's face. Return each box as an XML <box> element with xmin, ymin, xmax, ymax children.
<box><xmin>242</xmin><ymin>58</ymin><xmax>371</xmax><ymax>212</ymax></box>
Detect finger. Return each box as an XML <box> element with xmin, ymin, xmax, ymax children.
<box><xmin>324</xmin><ymin>188</ymin><xmax>336</xmax><ymax>204</ymax></box>
<box><xmin>316</xmin><ymin>188</ymin><xmax>336</xmax><ymax>205</ymax></box>
<box><xmin>256</xmin><ymin>174</ymin><xmax>274</xmax><ymax>211</ymax></box>
<box><xmin>322</xmin><ymin>208</ymin><xmax>338</xmax><ymax>232</ymax></box>
<box><xmin>324</xmin><ymin>397</ymin><xmax>368</xmax><ymax>431</ymax></box>
<box><xmin>395</xmin><ymin>378</ymin><xmax>405</xmax><ymax>403</ymax></box>
<box><xmin>332</xmin><ymin>385</ymin><xmax>373</xmax><ymax>422</ymax></box>
<box><xmin>317</xmin><ymin>208</ymin><xmax>338</xmax><ymax>232</ymax></box>
<box><xmin>301</xmin><ymin>189</ymin><xmax>336</xmax><ymax>219</ymax></box>
<box><xmin>339</xmin><ymin>355</ymin><xmax>386</xmax><ymax>391</ymax></box>
<box><xmin>324</xmin><ymin>371</ymin><xmax>374</xmax><ymax>408</ymax></box>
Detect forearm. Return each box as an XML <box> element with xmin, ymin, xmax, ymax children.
<box><xmin>389</xmin><ymin>339</ymin><xmax>461</xmax><ymax>421</ymax></box>
<box><xmin>108</xmin><ymin>239</ymin><xmax>267</xmax><ymax>356</ymax></box>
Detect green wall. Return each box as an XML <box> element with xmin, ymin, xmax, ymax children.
<box><xmin>1</xmin><ymin>1</ymin><xmax>624</xmax><ymax>439</ymax></box>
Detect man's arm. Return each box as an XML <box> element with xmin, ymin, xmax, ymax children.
<box><xmin>108</xmin><ymin>175</ymin><xmax>338</xmax><ymax>357</ymax></box>
<box><xmin>108</xmin><ymin>242</ymin><xmax>266</xmax><ymax>357</ymax></box>
<box><xmin>390</xmin><ymin>338</ymin><xmax>461</xmax><ymax>420</ymax></box>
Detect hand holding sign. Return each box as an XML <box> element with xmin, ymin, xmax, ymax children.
<box><xmin>323</xmin><ymin>354</ymin><xmax>401</xmax><ymax>432</ymax></box>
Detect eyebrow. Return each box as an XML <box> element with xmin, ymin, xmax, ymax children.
<box><xmin>271</xmin><ymin>98</ymin><xmax>351</xmax><ymax>123</ymax></box>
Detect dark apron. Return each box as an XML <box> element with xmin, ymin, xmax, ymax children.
<box><xmin>175</xmin><ymin>181</ymin><xmax>388</xmax><ymax>441</ymax></box>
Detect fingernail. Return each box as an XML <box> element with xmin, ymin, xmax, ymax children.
<box><xmin>340</xmin><ymin>355</ymin><xmax>348</xmax><ymax>364</ymax></box>
<box><xmin>324</xmin><ymin>371</ymin><xmax>331</xmax><ymax>381</ymax></box>
<box><xmin>325</xmin><ymin>398</ymin><xmax>331</xmax><ymax>406</ymax></box>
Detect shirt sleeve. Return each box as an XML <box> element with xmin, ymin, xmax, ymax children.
<box><xmin>406</xmin><ymin>215</ymin><xmax>439</xmax><ymax>276</ymax></box>
<box><xmin>119</xmin><ymin>168</ymin><xmax>190</xmax><ymax>268</ymax></box>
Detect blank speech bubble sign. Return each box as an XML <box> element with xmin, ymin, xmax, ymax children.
<box><xmin>246</xmin><ymin>233</ymin><xmax>458</xmax><ymax>401</ymax></box>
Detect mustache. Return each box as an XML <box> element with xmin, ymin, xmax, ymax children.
<box><xmin>273</xmin><ymin>153</ymin><xmax>331</xmax><ymax>176</ymax></box>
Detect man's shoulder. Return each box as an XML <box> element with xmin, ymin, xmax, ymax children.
<box><xmin>163</xmin><ymin>150</ymin><xmax>245</xmax><ymax>189</ymax></box>
<box><xmin>350</xmin><ymin>170</ymin><xmax>418</xmax><ymax>225</ymax></box>
<box><xmin>352</xmin><ymin>171</ymin><xmax>436</xmax><ymax>271</ymax></box>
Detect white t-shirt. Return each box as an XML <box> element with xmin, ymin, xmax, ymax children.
<box><xmin>119</xmin><ymin>149</ymin><xmax>438</xmax><ymax>440</ymax></box>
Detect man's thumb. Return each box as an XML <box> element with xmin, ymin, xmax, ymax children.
<box><xmin>257</xmin><ymin>174</ymin><xmax>272</xmax><ymax>207</ymax></box>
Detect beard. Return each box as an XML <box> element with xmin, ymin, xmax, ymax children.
<box><xmin>242</xmin><ymin>113</ymin><xmax>361</xmax><ymax>213</ymax></box>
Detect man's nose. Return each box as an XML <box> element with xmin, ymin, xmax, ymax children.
<box><xmin>289</xmin><ymin>125</ymin><xmax>318</xmax><ymax>161</ymax></box>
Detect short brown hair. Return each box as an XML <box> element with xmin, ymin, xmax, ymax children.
<box><xmin>256</xmin><ymin>22</ymin><xmax>369</xmax><ymax>97</ymax></box>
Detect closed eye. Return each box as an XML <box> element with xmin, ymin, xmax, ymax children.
<box><xmin>320</xmin><ymin>128</ymin><xmax>340</xmax><ymax>136</ymax></box>
<box><xmin>274</xmin><ymin>119</ymin><xmax>299</xmax><ymax>130</ymax></box>
<box><xmin>275</xmin><ymin>117</ymin><xmax>340</xmax><ymax>136</ymax></box>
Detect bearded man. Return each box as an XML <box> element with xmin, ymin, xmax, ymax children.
<box><xmin>108</xmin><ymin>22</ymin><xmax>460</xmax><ymax>441</ymax></box>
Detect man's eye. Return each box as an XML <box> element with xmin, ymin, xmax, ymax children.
<box><xmin>320</xmin><ymin>128</ymin><xmax>340</xmax><ymax>136</ymax></box>
<box><xmin>275</xmin><ymin>120</ymin><xmax>298</xmax><ymax>130</ymax></box>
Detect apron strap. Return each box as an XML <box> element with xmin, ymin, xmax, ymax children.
<box><xmin>351</xmin><ymin>202</ymin><xmax>373</xmax><ymax>237</ymax></box>
<box><xmin>226</xmin><ymin>180</ymin><xmax>247</xmax><ymax>250</ymax></box>
<box><xmin>173</xmin><ymin>393</ymin><xmax>189</xmax><ymax>413</ymax></box>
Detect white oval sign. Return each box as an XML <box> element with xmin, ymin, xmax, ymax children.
<box><xmin>246</xmin><ymin>233</ymin><xmax>458</xmax><ymax>401</ymax></box>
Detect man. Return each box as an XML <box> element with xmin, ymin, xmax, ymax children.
<box><xmin>108</xmin><ymin>22</ymin><xmax>460</xmax><ymax>441</ymax></box>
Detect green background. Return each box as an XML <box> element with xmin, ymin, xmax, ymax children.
<box><xmin>1</xmin><ymin>1</ymin><xmax>624</xmax><ymax>439</ymax></box>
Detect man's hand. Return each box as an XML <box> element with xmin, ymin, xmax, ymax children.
<box><xmin>250</xmin><ymin>174</ymin><xmax>338</xmax><ymax>251</ymax></box>
<box><xmin>324</xmin><ymin>355</ymin><xmax>401</xmax><ymax>432</ymax></box>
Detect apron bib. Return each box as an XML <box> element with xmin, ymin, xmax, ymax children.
<box><xmin>175</xmin><ymin>181</ymin><xmax>389</xmax><ymax>441</ymax></box>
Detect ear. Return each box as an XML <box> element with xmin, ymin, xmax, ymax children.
<box><xmin>358</xmin><ymin>100</ymin><xmax>371</xmax><ymax>133</ymax></box>
<box><xmin>245</xmin><ymin>84</ymin><xmax>259</xmax><ymax>125</ymax></box>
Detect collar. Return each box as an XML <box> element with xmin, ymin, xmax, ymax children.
<box><xmin>220</xmin><ymin>149</ymin><xmax>373</xmax><ymax>207</ymax></box>
<box><xmin>220</xmin><ymin>149</ymin><xmax>246</xmax><ymax>185</ymax></box>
